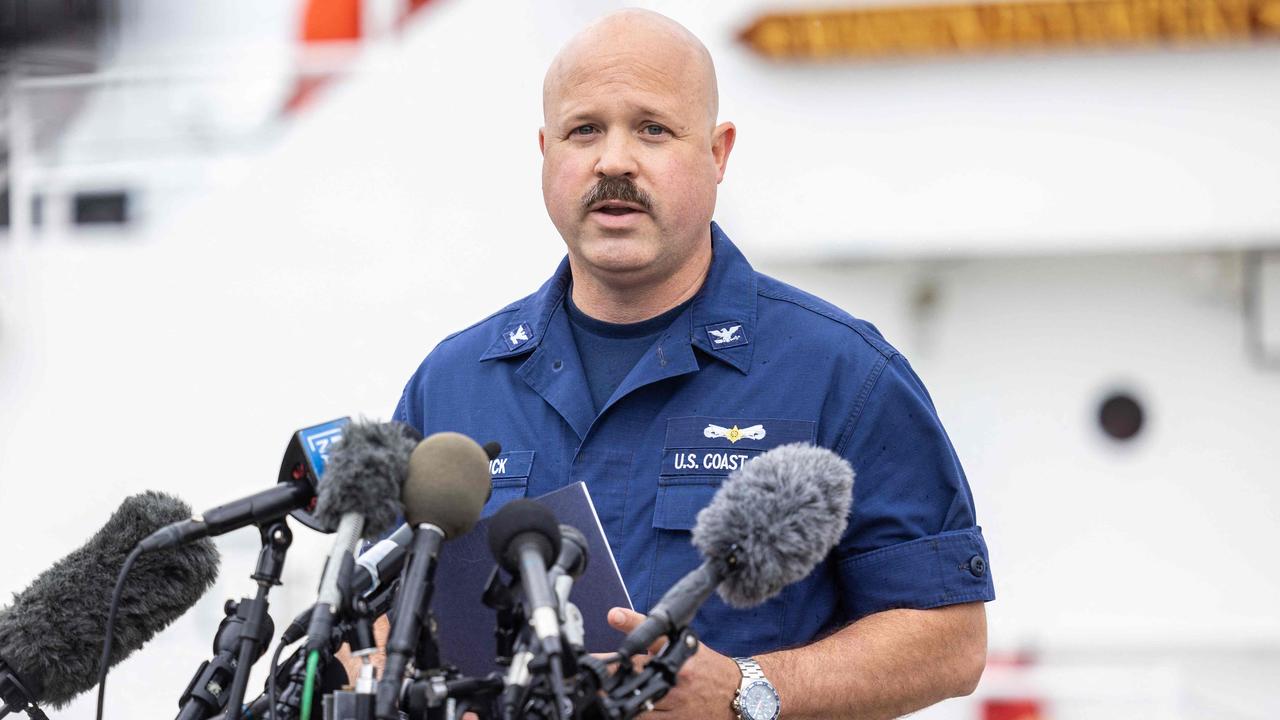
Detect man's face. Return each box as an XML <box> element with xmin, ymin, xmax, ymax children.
<box><xmin>540</xmin><ymin>45</ymin><xmax>733</xmax><ymax>285</ymax></box>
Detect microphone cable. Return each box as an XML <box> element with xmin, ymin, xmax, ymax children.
<box><xmin>266</xmin><ymin>636</ymin><xmax>295</xmax><ymax>720</ymax></box>
<box><xmin>94</xmin><ymin>544</ymin><xmax>143</xmax><ymax>720</ymax></box>
<box><xmin>300</xmin><ymin>649</ymin><xmax>322</xmax><ymax>720</ymax></box>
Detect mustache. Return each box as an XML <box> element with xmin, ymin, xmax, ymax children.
<box><xmin>581</xmin><ymin>176</ymin><xmax>653</xmax><ymax>213</ymax></box>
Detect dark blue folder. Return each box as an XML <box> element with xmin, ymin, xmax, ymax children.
<box><xmin>430</xmin><ymin>482</ymin><xmax>633</xmax><ymax>676</ymax></box>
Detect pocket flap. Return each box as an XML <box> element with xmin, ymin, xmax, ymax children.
<box><xmin>652</xmin><ymin>480</ymin><xmax>720</xmax><ymax>530</ymax></box>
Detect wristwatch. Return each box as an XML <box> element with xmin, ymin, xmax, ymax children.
<box><xmin>731</xmin><ymin>657</ymin><xmax>780</xmax><ymax>720</ymax></box>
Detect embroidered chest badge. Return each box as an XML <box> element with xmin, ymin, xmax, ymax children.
<box><xmin>704</xmin><ymin>423</ymin><xmax>767</xmax><ymax>443</ymax></box>
<box><xmin>704</xmin><ymin>322</ymin><xmax>748</xmax><ymax>350</ymax></box>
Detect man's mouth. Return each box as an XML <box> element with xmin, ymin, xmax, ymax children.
<box><xmin>590</xmin><ymin>201</ymin><xmax>647</xmax><ymax>216</ymax></box>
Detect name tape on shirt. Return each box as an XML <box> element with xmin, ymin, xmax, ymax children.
<box><xmin>489</xmin><ymin>450</ymin><xmax>534</xmax><ymax>479</ymax></box>
<box><xmin>662</xmin><ymin>448</ymin><xmax>763</xmax><ymax>476</ymax></box>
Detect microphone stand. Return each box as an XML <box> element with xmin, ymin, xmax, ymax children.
<box><xmin>256</xmin><ymin>568</ymin><xmax>400</xmax><ymax>720</ymax></box>
<box><xmin>175</xmin><ymin>599</ymin><xmax>275</xmax><ymax>720</ymax></box>
<box><xmin>223</xmin><ymin>520</ymin><xmax>294</xmax><ymax>720</ymax></box>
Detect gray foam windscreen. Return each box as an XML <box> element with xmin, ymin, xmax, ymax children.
<box><xmin>692</xmin><ymin>443</ymin><xmax>854</xmax><ymax>608</ymax></box>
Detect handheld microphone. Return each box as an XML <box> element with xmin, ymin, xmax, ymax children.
<box><xmin>617</xmin><ymin>443</ymin><xmax>854</xmax><ymax>658</ymax></box>
<box><xmin>304</xmin><ymin>421</ymin><xmax>421</xmax><ymax>653</ymax></box>
<box><xmin>0</xmin><ymin>492</ymin><xmax>219</xmax><ymax>713</ymax></box>
<box><xmin>138</xmin><ymin>419</ymin><xmax>351</xmax><ymax>552</ymax></box>
<box><xmin>375</xmin><ymin>432</ymin><xmax>492</xmax><ymax>720</ymax></box>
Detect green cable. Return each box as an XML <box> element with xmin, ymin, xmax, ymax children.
<box><xmin>300</xmin><ymin>649</ymin><xmax>321</xmax><ymax>720</ymax></box>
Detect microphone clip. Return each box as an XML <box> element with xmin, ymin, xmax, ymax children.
<box><xmin>588</xmin><ymin>627</ymin><xmax>702</xmax><ymax>720</ymax></box>
<box><xmin>0</xmin><ymin>661</ymin><xmax>50</xmax><ymax>720</ymax></box>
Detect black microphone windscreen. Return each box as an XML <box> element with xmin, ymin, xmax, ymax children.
<box><xmin>403</xmin><ymin>432</ymin><xmax>491</xmax><ymax>538</ymax></box>
<box><xmin>313</xmin><ymin>420</ymin><xmax>418</xmax><ymax>539</ymax></box>
<box><xmin>0</xmin><ymin>491</ymin><xmax>220</xmax><ymax>708</ymax></box>
<box><xmin>487</xmin><ymin>499</ymin><xmax>561</xmax><ymax>573</ymax></box>
<box><xmin>482</xmin><ymin>441</ymin><xmax>502</xmax><ymax>461</ymax></box>
<box><xmin>693</xmin><ymin>443</ymin><xmax>854</xmax><ymax>608</ymax></box>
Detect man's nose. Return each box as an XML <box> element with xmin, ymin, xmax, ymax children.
<box><xmin>593</xmin><ymin>132</ymin><xmax>639</xmax><ymax>178</ymax></box>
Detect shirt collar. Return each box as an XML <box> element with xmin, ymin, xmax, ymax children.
<box><xmin>479</xmin><ymin>221</ymin><xmax>757</xmax><ymax>374</ymax></box>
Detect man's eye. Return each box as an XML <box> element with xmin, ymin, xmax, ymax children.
<box><xmin>643</xmin><ymin>124</ymin><xmax>667</xmax><ymax>136</ymax></box>
<box><xmin>573</xmin><ymin>126</ymin><xmax>596</xmax><ymax>136</ymax></box>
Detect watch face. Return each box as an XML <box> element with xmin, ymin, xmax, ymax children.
<box><xmin>740</xmin><ymin>680</ymin><xmax>780</xmax><ymax>720</ymax></box>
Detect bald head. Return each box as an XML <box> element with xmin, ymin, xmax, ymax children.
<box><xmin>543</xmin><ymin>9</ymin><xmax>719</xmax><ymax>128</ymax></box>
<box><xmin>538</xmin><ymin>10</ymin><xmax>736</xmax><ymax>314</ymax></box>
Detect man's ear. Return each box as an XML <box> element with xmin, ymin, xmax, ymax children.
<box><xmin>539</xmin><ymin>127</ymin><xmax>547</xmax><ymax>156</ymax></box>
<box><xmin>711</xmin><ymin>121</ymin><xmax>736</xmax><ymax>184</ymax></box>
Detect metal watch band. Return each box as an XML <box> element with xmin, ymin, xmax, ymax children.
<box><xmin>733</xmin><ymin>657</ymin><xmax>767</xmax><ymax>681</ymax></box>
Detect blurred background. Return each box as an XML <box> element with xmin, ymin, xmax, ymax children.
<box><xmin>2</xmin><ymin>0</ymin><xmax>1279</xmax><ymax>717</ymax></box>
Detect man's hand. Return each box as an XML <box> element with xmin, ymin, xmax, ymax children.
<box><xmin>607</xmin><ymin>607</ymin><xmax>740</xmax><ymax>719</ymax></box>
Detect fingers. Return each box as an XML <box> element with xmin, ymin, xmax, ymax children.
<box><xmin>607</xmin><ymin>607</ymin><xmax>667</xmax><ymax>655</ymax></box>
<box><xmin>607</xmin><ymin>607</ymin><xmax>646</xmax><ymax>632</ymax></box>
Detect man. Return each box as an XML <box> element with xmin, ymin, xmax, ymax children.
<box><xmin>392</xmin><ymin>9</ymin><xmax>993</xmax><ymax>719</ymax></box>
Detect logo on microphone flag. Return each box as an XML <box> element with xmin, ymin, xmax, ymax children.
<box><xmin>298</xmin><ymin>418</ymin><xmax>350</xmax><ymax>477</ymax></box>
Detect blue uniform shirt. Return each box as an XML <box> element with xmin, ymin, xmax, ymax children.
<box><xmin>394</xmin><ymin>222</ymin><xmax>994</xmax><ymax>658</ymax></box>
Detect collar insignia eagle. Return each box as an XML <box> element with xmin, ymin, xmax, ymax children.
<box><xmin>704</xmin><ymin>322</ymin><xmax>748</xmax><ymax>350</ymax></box>
<box><xmin>708</xmin><ymin>325</ymin><xmax>742</xmax><ymax>345</ymax></box>
<box><xmin>704</xmin><ymin>423</ymin><xmax>767</xmax><ymax>444</ymax></box>
<box><xmin>502</xmin><ymin>322</ymin><xmax>533</xmax><ymax>351</ymax></box>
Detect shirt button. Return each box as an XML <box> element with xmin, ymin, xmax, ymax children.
<box><xmin>552</xmin><ymin>359</ymin><xmax>564</xmax><ymax>371</ymax></box>
<box><xmin>968</xmin><ymin>555</ymin><xmax>987</xmax><ymax>577</ymax></box>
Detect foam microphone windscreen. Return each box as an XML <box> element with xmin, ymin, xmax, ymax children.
<box><xmin>0</xmin><ymin>491</ymin><xmax>220</xmax><ymax>708</ymax></box>
<box><xmin>692</xmin><ymin>443</ymin><xmax>854</xmax><ymax>608</ymax></box>
<box><xmin>402</xmin><ymin>432</ymin><xmax>491</xmax><ymax>538</ymax></box>
<box><xmin>312</xmin><ymin>420</ymin><xmax>421</xmax><ymax>539</ymax></box>
<box><xmin>486</xmin><ymin>499</ymin><xmax>561</xmax><ymax>573</ymax></box>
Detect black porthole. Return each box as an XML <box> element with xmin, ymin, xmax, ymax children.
<box><xmin>1098</xmin><ymin>391</ymin><xmax>1144</xmax><ymax>441</ymax></box>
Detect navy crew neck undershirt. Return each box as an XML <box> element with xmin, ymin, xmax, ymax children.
<box><xmin>564</xmin><ymin>290</ymin><xmax>694</xmax><ymax>414</ymax></box>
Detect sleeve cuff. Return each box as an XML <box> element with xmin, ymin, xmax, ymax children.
<box><xmin>837</xmin><ymin>527</ymin><xmax>995</xmax><ymax>620</ymax></box>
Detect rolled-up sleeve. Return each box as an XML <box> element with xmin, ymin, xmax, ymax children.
<box><xmin>834</xmin><ymin>352</ymin><xmax>995</xmax><ymax>620</ymax></box>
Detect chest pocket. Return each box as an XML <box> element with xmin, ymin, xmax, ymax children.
<box><xmin>481</xmin><ymin>451</ymin><xmax>535</xmax><ymax>518</ymax></box>
<box><xmin>649</xmin><ymin>417</ymin><xmax>815</xmax><ymax>654</ymax></box>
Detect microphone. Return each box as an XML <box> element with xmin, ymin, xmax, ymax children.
<box><xmin>617</xmin><ymin>443</ymin><xmax>854</xmax><ymax>658</ymax></box>
<box><xmin>375</xmin><ymin>432</ymin><xmax>492</xmax><ymax>720</ymax></box>
<box><xmin>305</xmin><ymin>421</ymin><xmax>421</xmax><ymax>653</ymax></box>
<box><xmin>0</xmin><ymin>492</ymin><xmax>219</xmax><ymax>713</ymax></box>
<box><xmin>488</xmin><ymin>500</ymin><xmax>563</xmax><ymax>657</ymax></box>
<box><xmin>549</xmin><ymin>524</ymin><xmax>589</xmax><ymax>587</ymax></box>
<box><xmin>352</xmin><ymin>523</ymin><xmax>413</xmax><ymax>599</ymax></box>
<box><xmin>489</xmin><ymin>500</ymin><xmax>568</xmax><ymax>720</ymax></box>
<box><xmin>138</xmin><ymin>419</ymin><xmax>351</xmax><ymax>552</ymax></box>
<box><xmin>550</xmin><ymin>524</ymin><xmax>589</xmax><ymax>651</ymax></box>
